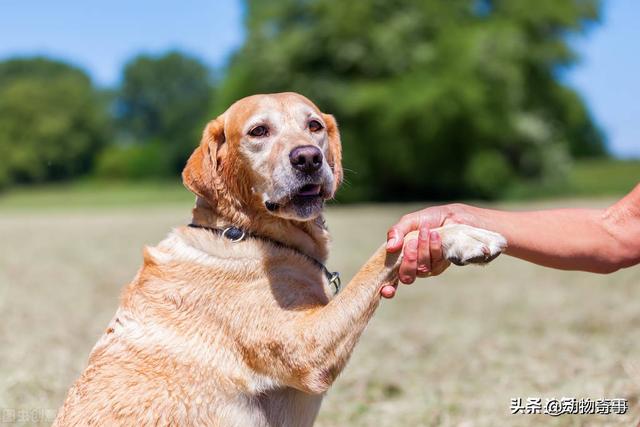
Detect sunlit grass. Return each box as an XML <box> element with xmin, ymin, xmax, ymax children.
<box><xmin>0</xmin><ymin>180</ymin><xmax>193</xmax><ymax>210</ymax></box>
<box><xmin>569</xmin><ymin>159</ymin><xmax>640</xmax><ymax>195</ymax></box>
<box><xmin>1</xmin><ymin>200</ymin><xmax>638</xmax><ymax>426</ymax></box>
<box><xmin>0</xmin><ymin>159</ymin><xmax>636</xmax><ymax>211</ymax></box>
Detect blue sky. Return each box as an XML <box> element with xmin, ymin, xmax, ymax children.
<box><xmin>567</xmin><ymin>0</ymin><xmax>639</xmax><ymax>158</ymax></box>
<box><xmin>0</xmin><ymin>0</ymin><xmax>244</xmax><ymax>83</ymax></box>
<box><xmin>0</xmin><ymin>0</ymin><xmax>638</xmax><ymax>158</ymax></box>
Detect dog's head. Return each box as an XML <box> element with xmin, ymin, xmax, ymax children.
<box><xmin>183</xmin><ymin>92</ymin><xmax>342</xmax><ymax>221</ymax></box>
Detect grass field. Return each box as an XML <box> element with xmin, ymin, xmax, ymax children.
<box><xmin>1</xmin><ymin>187</ymin><xmax>640</xmax><ymax>426</ymax></box>
<box><xmin>0</xmin><ymin>158</ymin><xmax>637</xmax><ymax>211</ymax></box>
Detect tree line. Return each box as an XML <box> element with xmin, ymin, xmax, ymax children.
<box><xmin>0</xmin><ymin>0</ymin><xmax>605</xmax><ymax>200</ymax></box>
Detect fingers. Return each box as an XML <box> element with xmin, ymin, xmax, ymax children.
<box><xmin>386</xmin><ymin>214</ymin><xmax>418</xmax><ymax>252</ymax></box>
<box><xmin>416</xmin><ymin>220</ymin><xmax>431</xmax><ymax>276</ymax></box>
<box><xmin>380</xmin><ymin>284</ymin><xmax>397</xmax><ymax>298</ymax></box>
<box><xmin>382</xmin><ymin>232</ymin><xmax>449</xmax><ymax>299</ymax></box>
<box><xmin>383</xmin><ymin>207</ymin><xmax>452</xmax><ymax>299</ymax></box>
<box><xmin>429</xmin><ymin>230</ymin><xmax>442</xmax><ymax>267</ymax></box>
<box><xmin>428</xmin><ymin>231</ymin><xmax>451</xmax><ymax>276</ymax></box>
<box><xmin>387</xmin><ymin>208</ymin><xmax>447</xmax><ymax>253</ymax></box>
<box><xmin>398</xmin><ymin>237</ymin><xmax>418</xmax><ymax>284</ymax></box>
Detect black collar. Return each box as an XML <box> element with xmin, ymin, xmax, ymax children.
<box><xmin>187</xmin><ymin>223</ymin><xmax>341</xmax><ymax>294</ymax></box>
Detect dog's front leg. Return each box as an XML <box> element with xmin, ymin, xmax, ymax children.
<box><xmin>245</xmin><ymin>226</ymin><xmax>506</xmax><ymax>395</ymax></box>
<box><xmin>287</xmin><ymin>225</ymin><xmax>506</xmax><ymax>393</ymax></box>
<box><xmin>288</xmin><ymin>244</ymin><xmax>400</xmax><ymax>393</ymax></box>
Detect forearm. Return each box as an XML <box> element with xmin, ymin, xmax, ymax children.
<box><xmin>447</xmin><ymin>187</ymin><xmax>640</xmax><ymax>273</ymax></box>
<box><xmin>450</xmin><ymin>206</ymin><xmax>611</xmax><ymax>272</ymax></box>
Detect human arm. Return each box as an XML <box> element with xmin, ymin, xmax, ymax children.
<box><xmin>387</xmin><ymin>183</ymin><xmax>640</xmax><ymax>284</ymax></box>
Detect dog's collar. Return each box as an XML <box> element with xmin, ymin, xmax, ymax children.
<box><xmin>187</xmin><ymin>223</ymin><xmax>341</xmax><ymax>294</ymax></box>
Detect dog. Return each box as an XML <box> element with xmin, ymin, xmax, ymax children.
<box><xmin>53</xmin><ymin>92</ymin><xmax>506</xmax><ymax>426</ymax></box>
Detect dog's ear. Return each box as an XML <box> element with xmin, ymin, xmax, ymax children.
<box><xmin>322</xmin><ymin>113</ymin><xmax>343</xmax><ymax>194</ymax></box>
<box><xmin>182</xmin><ymin>116</ymin><xmax>226</xmax><ymax>201</ymax></box>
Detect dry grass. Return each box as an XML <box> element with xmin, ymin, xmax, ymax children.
<box><xmin>1</xmin><ymin>198</ymin><xmax>639</xmax><ymax>426</ymax></box>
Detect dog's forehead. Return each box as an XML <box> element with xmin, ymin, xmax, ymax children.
<box><xmin>225</xmin><ymin>93</ymin><xmax>321</xmax><ymax>128</ymax></box>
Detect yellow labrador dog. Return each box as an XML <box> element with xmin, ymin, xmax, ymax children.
<box><xmin>54</xmin><ymin>92</ymin><xmax>506</xmax><ymax>426</ymax></box>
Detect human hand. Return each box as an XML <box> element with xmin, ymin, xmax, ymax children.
<box><xmin>382</xmin><ymin>207</ymin><xmax>456</xmax><ymax>298</ymax></box>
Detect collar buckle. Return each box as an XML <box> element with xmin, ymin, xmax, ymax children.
<box><xmin>329</xmin><ymin>271</ymin><xmax>341</xmax><ymax>294</ymax></box>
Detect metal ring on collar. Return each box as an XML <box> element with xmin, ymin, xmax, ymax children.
<box><xmin>329</xmin><ymin>271</ymin><xmax>341</xmax><ymax>294</ymax></box>
<box><xmin>222</xmin><ymin>226</ymin><xmax>246</xmax><ymax>242</ymax></box>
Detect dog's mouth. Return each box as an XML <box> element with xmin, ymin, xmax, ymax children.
<box><xmin>295</xmin><ymin>184</ymin><xmax>322</xmax><ymax>198</ymax></box>
<box><xmin>264</xmin><ymin>183</ymin><xmax>326</xmax><ymax>215</ymax></box>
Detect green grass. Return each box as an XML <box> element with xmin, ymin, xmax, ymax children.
<box><xmin>0</xmin><ymin>159</ymin><xmax>636</xmax><ymax>210</ymax></box>
<box><xmin>0</xmin><ymin>159</ymin><xmax>637</xmax><ymax>425</ymax></box>
<box><xmin>500</xmin><ymin>158</ymin><xmax>639</xmax><ymax>200</ymax></box>
<box><xmin>2</xmin><ymin>200</ymin><xmax>639</xmax><ymax>426</ymax></box>
<box><xmin>0</xmin><ymin>180</ymin><xmax>193</xmax><ymax>210</ymax></box>
<box><xmin>568</xmin><ymin>159</ymin><xmax>640</xmax><ymax>195</ymax></box>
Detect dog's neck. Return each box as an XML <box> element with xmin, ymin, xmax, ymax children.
<box><xmin>190</xmin><ymin>196</ymin><xmax>330</xmax><ymax>263</ymax></box>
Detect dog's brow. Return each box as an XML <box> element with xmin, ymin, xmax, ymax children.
<box><xmin>244</xmin><ymin>114</ymin><xmax>274</xmax><ymax>132</ymax></box>
<box><xmin>292</xmin><ymin>104</ymin><xmax>321</xmax><ymax>122</ymax></box>
<box><xmin>305</xmin><ymin>111</ymin><xmax>323</xmax><ymax>121</ymax></box>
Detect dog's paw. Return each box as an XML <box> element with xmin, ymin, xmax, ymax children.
<box><xmin>438</xmin><ymin>224</ymin><xmax>507</xmax><ymax>266</ymax></box>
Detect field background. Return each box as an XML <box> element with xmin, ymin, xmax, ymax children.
<box><xmin>1</xmin><ymin>163</ymin><xmax>639</xmax><ymax>426</ymax></box>
<box><xmin>2</xmin><ymin>0</ymin><xmax>638</xmax><ymax>423</ymax></box>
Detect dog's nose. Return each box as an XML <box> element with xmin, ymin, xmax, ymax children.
<box><xmin>289</xmin><ymin>145</ymin><xmax>323</xmax><ymax>173</ymax></box>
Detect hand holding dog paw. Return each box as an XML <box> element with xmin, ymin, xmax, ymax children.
<box><xmin>381</xmin><ymin>223</ymin><xmax>450</xmax><ymax>299</ymax></box>
<box><xmin>382</xmin><ymin>205</ymin><xmax>506</xmax><ymax>299</ymax></box>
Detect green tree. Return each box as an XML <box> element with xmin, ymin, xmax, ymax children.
<box><xmin>219</xmin><ymin>0</ymin><xmax>605</xmax><ymax>200</ymax></box>
<box><xmin>116</xmin><ymin>51</ymin><xmax>214</xmax><ymax>173</ymax></box>
<box><xmin>0</xmin><ymin>57</ymin><xmax>108</xmax><ymax>188</ymax></box>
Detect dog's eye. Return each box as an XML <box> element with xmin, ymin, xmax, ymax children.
<box><xmin>249</xmin><ymin>125</ymin><xmax>268</xmax><ymax>137</ymax></box>
<box><xmin>308</xmin><ymin>120</ymin><xmax>323</xmax><ymax>132</ymax></box>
